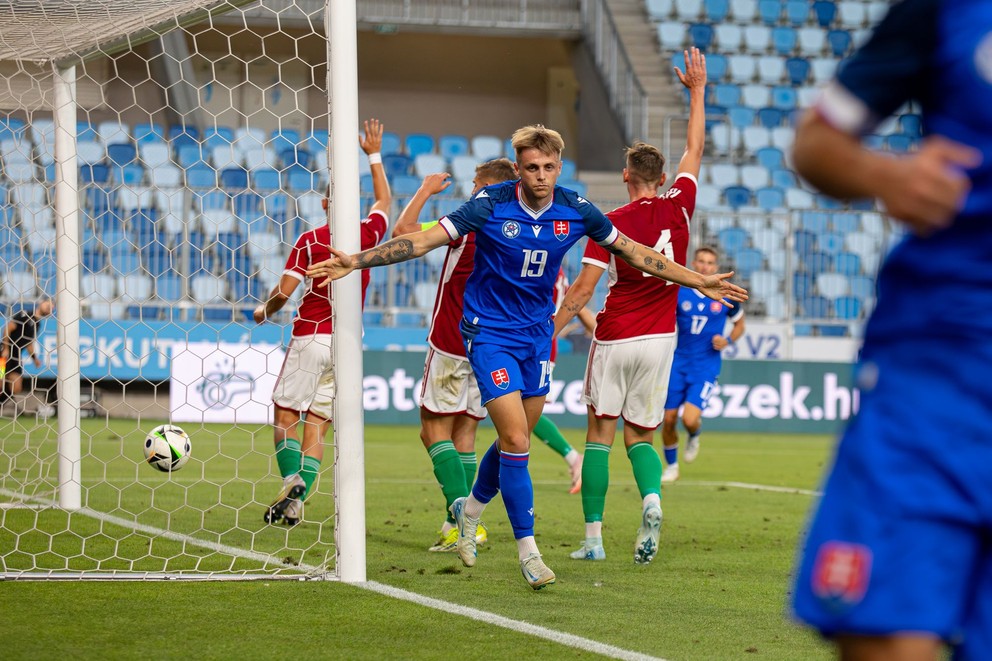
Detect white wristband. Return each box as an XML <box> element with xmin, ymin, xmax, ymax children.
<box><xmin>367</xmin><ymin>152</ymin><xmax>382</xmax><ymax>165</ymax></box>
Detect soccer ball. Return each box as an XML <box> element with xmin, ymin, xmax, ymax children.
<box><xmin>144</xmin><ymin>424</ymin><xmax>191</xmax><ymax>472</ymax></box>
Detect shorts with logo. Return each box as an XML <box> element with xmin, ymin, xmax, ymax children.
<box><xmin>272</xmin><ymin>334</ymin><xmax>335</xmax><ymax>420</ymax></box>
<box><xmin>461</xmin><ymin>317</ymin><xmax>553</xmax><ymax>405</ymax></box>
<box><xmin>664</xmin><ymin>357</ymin><xmax>718</xmax><ymax>410</ymax></box>
<box><xmin>419</xmin><ymin>347</ymin><xmax>487</xmax><ymax>420</ymax></box>
<box><xmin>792</xmin><ymin>340</ymin><xmax>992</xmax><ymax>656</ymax></box>
<box><xmin>582</xmin><ymin>335</ymin><xmax>676</xmax><ymax>430</ymax></box>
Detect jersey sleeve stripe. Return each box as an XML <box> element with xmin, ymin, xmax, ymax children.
<box><xmin>595</xmin><ymin>226</ymin><xmax>619</xmax><ymax>247</ymax></box>
<box><xmin>283</xmin><ymin>269</ymin><xmax>305</xmax><ymax>282</ymax></box>
<box><xmin>674</xmin><ymin>172</ymin><xmax>698</xmax><ymax>186</ymax></box>
<box><xmin>439</xmin><ymin>217</ymin><xmax>461</xmax><ymax>241</ymax></box>
<box><xmin>816</xmin><ymin>80</ymin><xmax>875</xmax><ymax>136</ymax></box>
<box><xmin>581</xmin><ymin>256</ymin><xmax>609</xmax><ymax>270</ymax></box>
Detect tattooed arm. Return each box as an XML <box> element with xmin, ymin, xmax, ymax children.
<box><xmin>553</xmin><ymin>264</ymin><xmax>603</xmax><ymax>339</ymax></box>
<box><xmin>306</xmin><ymin>223</ymin><xmax>452</xmax><ymax>284</ymax></box>
<box><xmin>605</xmin><ymin>231</ymin><xmax>748</xmax><ymax>304</ymax></box>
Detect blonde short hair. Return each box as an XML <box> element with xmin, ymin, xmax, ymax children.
<box><xmin>510</xmin><ymin>125</ymin><xmax>565</xmax><ymax>159</ymax></box>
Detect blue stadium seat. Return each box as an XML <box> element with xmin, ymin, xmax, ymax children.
<box><xmin>439</xmin><ymin>135</ymin><xmax>470</xmax><ymax>160</ymax></box>
<box><xmin>117</xmin><ymin>163</ymin><xmax>145</xmax><ymax>186</ymax></box>
<box><xmin>805</xmin><ymin>251</ymin><xmax>833</xmax><ymax>274</ymax></box>
<box><xmin>885</xmin><ymin>134</ymin><xmax>913</xmax><ymax>152</ymax></box>
<box><xmin>561</xmin><ymin>159</ymin><xmax>578</xmax><ymax>180</ymax></box>
<box><xmin>134</xmin><ymin>123</ymin><xmax>166</xmax><ymax>143</ymax></box>
<box><xmin>728</xmin><ymin>106</ymin><xmax>756</xmax><ymax>128</ymax></box>
<box><xmin>405</xmin><ymin>133</ymin><xmax>435</xmax><ymax>158</ymax></box>
<box><xmin>816</xmin><ymin>193</ymin><xmax>845</xmax><ymax>209</ymax></box>
<box><xmin>279</xmin><ymin>146</ymin><xmax>313</xmax><ymax>169</ymax></box>
<box><xmin>724</xmin><ymin>185</ymin><xmax>752</xmax><ymax>209</ymax></box>
<box><xmin>771</xmin><ymin>26</ymin><xmax>797</xmax><ymax>55</ymax></box>
<box><xmin>707</xmin><ymin>53</ymin><xmax>729</xmax><ymax>82</ymax></box>
<box><xmin>381</xmin><ymin>131</ymin><xmax>402</xmax><ymax>156</ymax></box>
<box><xmin>713</xmin><ymin>83</ymin><xmax>742</xmax><ymax>108</ymax></box>
<box><xmin>733</xmin><ymin>247</ymin><xmax>765</xmax><ymax>278</ymax></box>
<box><xmin>827</xmin><ymin>29</ymin><xmax>852</xmax><ymax>57</ymax></box>
<box><xmin>177</xmin><ymin>144</ymin><xmax>206</xmax><ymax>168</ymax></box>
<box><xmin>849</xmin><ymin>274</ymin><xmax>875</xmax><ymax>299</ymax></box>
<box><xmin>757</xmin><ymin>0</ymin><xmax>781</xmax><ymax>24</ymax></box>
<box><xmin>0</xmin><ymin>117</ymin><xmax>27</xmax><ymax>140</ymax></box>
<box><xmin>756</xmin><ymin>107</ymin><xmax>786</xmax><ymax>128</ymax></box>
<box><xmin>812</xmin><ymin>0</ymin><xmax>837</xmax><ymax>27</ymax></box>
<box><xmin>204</xmin><ymin>126</ymin><xmax>235</xmax><ymax>150</ymax></box>
<box><xmin>830</xmin><ymin>212</ymin><xmax>860</xmax><ymax>233</ymax></box>
<box><xmin>819</xmin><ymin>231</ymin><xmax>845</xmax><ymax>255</ymax></box>
<box><xmin>800</xmin><ymin>294</ymin><xmax>831</xmax><ymax>318</ymax></box>
<box><xmin>771</xmin><ymin>86</ymin><xmax>798</xmax><ymax>110</ymax></box>
<box><xmin>834</xmin><ymin>251</ymin><xmax>862</xmax><ymax>276</ymax></box>
<box><xmin>688</xmin><ymin>23</ymin><xmax>714</xmax><ymax>50</ymax></box>
<box><xmin>285</xmin><ymin>165</ymin><xmax>317</xmax><ymax>192</ymax></box>
<box><xmin>233</xmin><ymin>191</ymin><xmax>264</xmax><ymax>228</ymax></box>
<box><xmin>270</xmin><ymin>129</ymin><xmax>301</xmax><ymax>155</ymax></box>
<box><xmin>76</xmin><ymin>121</ymin><xmax>98</xmax><ymax>142</ymax></box>
<box><xmin>704</xmin><ymin>0</ymin><xmax>730</xmax><ymax>21</ymax></box>
<box><xmin>818</xmin><ymin>324</ymin><xmax>848</xmax><ymax>336</ymax></box>
<box><xmin>107</xmin><ymin>143</ymin><xmax>137</xmax><ymax>166</ymax></box>
<box><xmin>755</xmin><ymin>186</ymin><xmax>785</xmax><ymax>210</ymax></box>
<box><xmin>383</xmin><ymin>153</ymin><xmax>412</xmax><ymax>178</ymax></box>
<box><xmin>155</xmin><ymin>272</ymin><xmax>182</xmax><ymax>301</ymax></box>
<box><xmin>252</xmin><ymin>167</ymin><xmax>281</xmax><ymax>192</ymax></box>
<box><xmin>392</xmin><ymin>175</ymin><xmax>422</xmax><ymax>196</ymax></box>
<box><xmin>834</xmin><ymin>295</ymin><xmax>862</xmax><ymax>320</ymax></box>
<box><xmin>784</xmin><ymin>0</ymin><xmax>808</xmax><ymax>25</ymax></box>
<box><xmin>785</xmin><ymin>57</ymin><xmax>811</xmax><ymax>86</ymax></box>
<box><xmin>220</xmin><ymin>166</ymin><xmax>249</xmax><ymax>190</ymax></box>
<box><xmin>194</xmin><ymin>189</ymin><xmax>228</xmax><ymax>212</ymax></box>
<box><xmin>755</xmin><ymin>146</ymin><xmax>785</xmax><ymax>170</ymax></box>
<box><xmin>80</xmin><ymin>163</ymin><xmax>111</xmax><ymax>184</ymax></box>
<box><xmin>794</xmin><ymin>228</ymin><xmax>818</xmax><ymax>256</ymax></box>
<box><xmin>899</xmin><ymin>113</ymin><xmax>922</xmax><ymax>136</ymax></box>
<box><xmin>718</xmin><ymin>226</ymin><xmax>749</xmax><ymax>252</ymax></box>
<box><xmin>308</xmin><ymin>129</ymin><xmax>329</xmax><ymax>152</ymax></box>
<box><xmin>793</xmin><ymin>271</ymin><xmax>815</xmax><ymax>298</ymax></box>
<box><xmin>801</xmin><ymin>210</ymin><xmax>831</xmax><ymax>234</ymax></box>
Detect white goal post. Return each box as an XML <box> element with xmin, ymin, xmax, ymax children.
<box><xmin>0</xmin><ymin>0</ymin><xmax>366</xmax><ymax>581</ymax></box>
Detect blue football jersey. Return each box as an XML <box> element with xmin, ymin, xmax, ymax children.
<box><xmin>673</xmin><ymin>288</ymin><xmax>743</xmax><ymax>373</ymax></box>
<box><xmin>439</xmin><ymin>181</ymin><xmax>618</xmax><ymax>328</ymax></box>
<box><xmin>817</xmin><ymin>0</ymin><xmax>992</xmax><ymax>339</ymax></box>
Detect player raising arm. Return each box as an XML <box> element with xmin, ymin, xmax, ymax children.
<box><xmin>309</xmin><ymin>124</ymin><xmax>745</xmax><ymax>591</ymax></box>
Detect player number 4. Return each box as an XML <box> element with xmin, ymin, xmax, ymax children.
<box><xmin>521</xmin><ymin>249</ymin><xmax>548</xmax><ymax>278</ymax></box>
<box><xmin>642</xmin><ymin>229</ymin><xmax>675</xmax><ymax>282</ymax></box>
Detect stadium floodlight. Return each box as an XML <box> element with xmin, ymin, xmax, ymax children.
<box><xmin>0</xmin><ymin>0</ymin><xmax>365</xmax><ymax>582</ymax></box>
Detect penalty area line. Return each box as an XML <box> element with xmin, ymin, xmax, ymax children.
<box><xmin>685</xmin><ymin>480</ymin><xmax>821</xmax><ymax>497</ymax></box>
<box><xmin>361</xmin><ymin>581</ymin><xmax>668</xmax><ymax>661</ymax></box>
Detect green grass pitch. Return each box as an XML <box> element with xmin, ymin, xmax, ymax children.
<box><xmin>0</xmin><ymin>418</ymin><xmax>834</xmax><ymax>659</ymax></box>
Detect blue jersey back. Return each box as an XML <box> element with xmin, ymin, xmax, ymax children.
<box><xmin>439</xmin><ymin>181</ymin><xmax>618</xmax><ymax>328</ymax></box>
<box><xmin>673</xmin><ymin>288</ymin><xmax>743</xmax><ymax>372</ymax></box>
<box><xmin>820</xmin><ymin>0</ymin><xmax>992</xmax><ymax>338</ymax></box>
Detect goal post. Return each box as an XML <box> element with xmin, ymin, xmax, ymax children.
<box><xmin>0</xmin><ymin>0</ymin><xmax>366</xmax><ymax>581</ymax></box>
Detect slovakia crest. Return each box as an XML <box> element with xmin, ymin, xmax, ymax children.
<box><xmin>811</xmin><ymin>541</ymin><xmax>872</xmax><ymax>607</ymax></box>
<box><xmin>710</xmin><ymin>301</ymin><xmax>724</xmax><ymax>313</ymax></box>
<box><xmin>491</xmin><ymin>368</ymin><xmax>510</xmax><ymax>390</ymax></box>
<box><xmin>502</xmin><ymin>220</ymin><xmax>521</xmax><ymax>239</ymax></box>
<box><xmin>553</xmin><ymin>220</ymin><xmax>570</xmax><ymax>241</ymax></box>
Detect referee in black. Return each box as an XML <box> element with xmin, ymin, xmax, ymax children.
<box><xmin>1</xmin><ymin>298</ymin><xmax>53</xmax><ymax>403</ymax></box>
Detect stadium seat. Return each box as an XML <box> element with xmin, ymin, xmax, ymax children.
<box><xmin>252</xmin><ymin>167</ymin><xmax>281</xmax><ymax>192</ymax></box>
<box><xmin>743</xmin><ymin>125</ymin><xmax>772</xmax><ymax>151</ymax></box>
<box><xmin>771</xmin><ymin>26</ymin><xmax>798</xmax><ymax>55</ymax></box>
<box><xmin>742</xmin><ymin>84</ymin><xmax>772</xmax><ymax>108</ymax></box>
<box><xmin>755</xmin><ymin>146</ymin><xmax>784</xmax><ymax>169</ymax></box>
<box><xmin>728</xmin><ymin>106</ymin><xmax>756</xmax><ymax>129</ymax></box>
<box><xmin>866</xmin><ymin>0</ymin><xmax>888</xmax><ymax>23</ymax></box>
<box><xmin>800</xmin><ymin>294</ymin><xmax>831</xmax><ymax>318</ymax></box>
<box><xmin>757</xmin><ymin>0</ymin><xmax>781</xmax><ymax>24</ymax></box>
<box><xmin>414</xmin><ymin>153</ymin><xmax>446</xmax><ymax>178</ymax></box>
<box><xmin>740</xmin><ymin>164</ymin><xmax>770</xmax><ymax>189</ymax></box>
<box><xmin>817</xmin><ymin>272</ymin><xmax>849</xmax><ymax>300</ymax></box>
<box><xmin>834</xmin><ymin>251</ymin><xmax>862</xmax><ymax>276</ymax></box>
<box><xmin>713</xmin><ymin>83</ymin><xmax>742</xmax><ymax>108</ymax></box>
<box><xmin>837</xmin><ymin>1</ymin><xmax>866</xmax><ymax>28</ymax></box>
<box><xmin>732</xmin><ymin>247</ymin><xmax>764</xmax><ymax>278</ymax></box>
<box><xmin>724</xmin><ymin>185</ymin><xmax>753</xmax><ymax>210</ymax></box>
<box><xmin>285</xmin><ymin>165</ymin><xmax>317</xmax><ymax>192</ymax></box>
<box><xmin>688</xmin><ymin>23</ymin><xmax>714</xmax><ymax>50</ymax></box>
<box><xmin>743</xmin><ymin>25</ymin><xmax>771</xmax><ymax>53</ymax></box>
<box><xmin>658</xmin><ymin>22</ymin><xmax>686</xmax><ymax>50</ymax></box>
<box><xmin>750</xmin><ymin>226</ymin><xmax>784</xmax><ymax>254</ymax></box>
<box><xmin>718</xmin><ymin>226</ymin><xmax>750</xmax><ymax>252</ymax></box>
<box><xmin>709</xmin><ymin>122</ymin><xmax>741</xmax><ymax>154</ymax></box>
<box><xmin>710</xmin><ymin>163</ymin><xmax>740</xmax><ymax>186</ymax></box>
<box><xmin>391</xmin><ymin>174</ymin><xmax>422</xmax><ymax>196</ymax></box>
<box><xmin>785</xmin><ymin>57</ymin><xmax>810</xmax><ymax>86</ymax></box>
<box><xmin>899</xmin><ymin>113</ymin><xmax>923</xmax><ymax>136</ymax></box>
<box><xmin>379</xmin><ymin>131</ymin><xmax>402</xmax><ymax>156</ymax></box>
<box><xmin>704</xmin><ymin>0</ymin><xmax>730</xmax><ymax>21</ymax></box>
<box><xmin>220</xmin><ymin>166</ymin><xmax>249</xmax><ymax>190</ymax></box>
<box><xmin>646</xmin><ymin>0</ymin><xmax>674</xmax><ymax>20</ymax></box>
<box><xmin>785</xmin><ymin>187</ymin><xmax>815</xmax><ymax>209</ymax></box>
<box><xmin>715</xmin><ymin>24</ymin><xmax>743</xmax><ymax>51</ymax></box>
<box><xmin>771</xmin><ymin>85</ymin><xmax>798</xmax><ymax>111</ymax></box>
<box><xmin>706</xmin><ymin>53</ymin><xmax>729</xmax><ymax>82</ymax></box>
<box><xmin>834</xmin><ymin>295</ymin><xmax>862</xmax><ymax>320</ymax></box>
<box><xmin>756</xmin><ymin>56</ymin><xmax>784</xmax><ymax>85</ymax></box>
<box><xmin>405</xmin><ymin>133</ymin><xmax>435</xmax><ymax>159</ymax></box>
<box><xmin>471</xmin><ymin>135</ymin><xmax>503</xmax><ymax>161</ymax></box>
<box><xmin>826</xmin><ymin>29</ymin><xmax>852</xmax><ymax>57</ymax></box>
<box><xmin>755</xmin><ymin>186</ymin><xmax>785</xmax><ymax>210</ymax></box>
<box><xmin>242</xmin><ymin>147</ymin><xmax>278</xmax><ymax>171</ymax></box>
<box><xmin>729</xmin><ymin>0</ymin><xmax>758</xmax><ymax>21</ymax></box>
<box><xmin>830</xmin><ymin>212</ymin><xmax>861</xmax><ymax>233</ymax></box>
<box><xmin>561</xmin><ymin>159</ymin><xmax>578</xmax><ymax>180</ymax></box>
<box><xmin>728</xmin><ymin>55</ymin><xmax>757</xmax><ymax>83</ymax></box>
<box><xmin>438</xmin><ymin>135</ymin><xmax>470</xmax><ymax>160</ymax></box>
<box><xmin>203</xmin><ymin>126</ymin><xmax>235</xmax><ymax>150</ymax></box>
<box><xmin>848</xmin><ymin>274</ymin><xmax>875</xmax><ymax>300</ymax></box>
<box><xmin>784</xmin><ymin>0</ymin><xmax>808</xmax><ymax>25</ymax></box>
<box><xmin>451</xmin><ymin>155</ymin><xmax>481</xmax><ymax>182</ymax></box>
<box><xmin>797</xmin><ymin>27</ymin><xmax>827</xmax><ymax>56</ymax></box>
<box><xmin>149</xmin><ymin>165</ymin><xmax>182</xmax><ymax>188</ymax></box>
<box><xmin>811</xmin><ymin>0</ymin><xmax>837</xmax><ymax>27</ymax></box>
<box><xmin>270</xmin><ymin>129</ymin><xmax>301</xmax><ymax>155</ymax></box>
<box><xmin>885</xmin><ymin>134</ymin><xmax>913</xmax><ymax>152</ymax></box>
<box><xmin>675</xmin><ymin>0</ymin><xmax>704</xmax><ymax>20</ymax></box>
<box><xmin>383</xmin><ymin>153</ymin><xmax>412</xmax><ymax>178</ymax></box>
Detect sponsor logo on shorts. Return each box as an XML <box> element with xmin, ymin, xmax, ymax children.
<box><xmin>812</xmin><ymin>541</ymin><xmax>872</xmax><ymax>606</ymax></box>
<box><xmin>502</xmin><ymin>221</ymin><xmax>521</xmax><ymax>239</ymax></box>
<box><xmin>491</xmin><ymin>368</ymin><xmax>510</xmax><ymax>390</ymax></box>
<box><xmin>554</xmin><ymin>220</ymin><xmax>570</xmax><ymax>241</ymax></box>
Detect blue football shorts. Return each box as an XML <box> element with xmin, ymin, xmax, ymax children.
<box><xmin>460</xmin><ymin>317</ymin><xmax>553</xmax><ymax>405</ymax></box>
<box><xmin>664</xmin><ymin>360</ymin><xmax>718</xmax><ymax>411</ymax></box>
<box><xmin>792</xmin><ymin>339</ymin><xmax>992</xmax><ymax>657</ymax></box>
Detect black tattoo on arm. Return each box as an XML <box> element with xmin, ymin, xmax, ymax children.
<box><xmin>604</xmin><ymin>233</ymin><xmax>669</xmax><ymax>277</ymax></box>
<box><xmin>355</xmin><ymin>237</ymin><xmax>416</xmax><ymax>269</ymax></box>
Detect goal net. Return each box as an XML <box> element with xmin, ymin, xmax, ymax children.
<box><xmin>0</xmin><ymin>0</ymin><xmax>364</xmax><ymax>580</ymax></box>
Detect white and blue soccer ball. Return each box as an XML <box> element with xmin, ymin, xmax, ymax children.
<box><xmin>143</xmin><ymin>424</ymin><xmax>191</xmax><ymax>472</ymax></box>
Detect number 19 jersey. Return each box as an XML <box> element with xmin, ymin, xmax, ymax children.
<box><xmin>439</xmin><ymin>180</ymin><xmax>618</xmax><ymax>329</ymax></box>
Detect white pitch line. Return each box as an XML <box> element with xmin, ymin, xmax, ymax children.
<box><xmin>361</xmin><ymin>581</ymin><xmax>667</xmax><ymax>661</ymax></box>
<box><xmin>687</xmin><ymin>480</ymin><xmax>822</xmax><ymax>497</ymax></box>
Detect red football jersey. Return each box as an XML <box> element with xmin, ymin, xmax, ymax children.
<box><xmin>582</xmin><ymin>173</ymin><xmax>696</xmax><ymax>342</ymax></box>
<box><xmin>426</xmin><ymin>233</ymin><xmax>476</xmax><ymax>357</ymax></box>
<box><xmin>283</xmin><ymin>210</ymin><xmax>387</xmax><ymax>336</ymax></box>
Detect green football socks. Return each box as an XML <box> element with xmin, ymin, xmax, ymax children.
<box><xmin>533</xmin><ymin>415</ymin><xmax>574</xmax><ymax>457</ymax></box>
<box><xmin>626</xmin><ymin>442</ymin><xmax>662</xmax><ymax>499</ymax></box>
<box><xmin>428</xmin><ymin>440</ymin><xmax>467</xmax><ymax>523</ymax></box>
<box><xmin>300</xmin><ymin>455</ymin><xmax>321</xmax><ymax>499</ymax></box>
<box><xmin>275</xmin><ymin>438</ymin><xmax>302</xmax><ymax>479</ymax></box>
<box><xmin>580</xmin><ymin>442</ymin><xmax>611</xmax><ymax>523</ymax></box>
